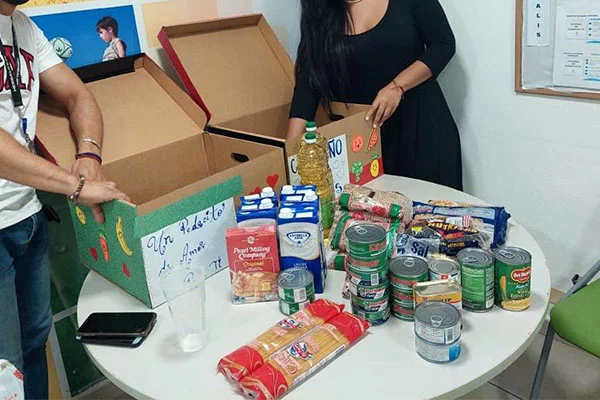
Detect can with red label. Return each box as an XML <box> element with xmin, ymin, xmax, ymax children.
<box><xmin>494</xmin><ymin>247</ymin><xmax>532</xmax><ymax>311</ymax></box>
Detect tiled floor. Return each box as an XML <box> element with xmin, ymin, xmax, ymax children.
<box><xmin>76</xmin><ymin>332</ymin><xmax>600</xmax><ymax>400</ymax></box>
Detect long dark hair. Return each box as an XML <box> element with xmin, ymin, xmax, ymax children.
<box><xmin>297</xmin><ymin>1</ymin><xmax>352</xmax><ymax>110</ymax></box>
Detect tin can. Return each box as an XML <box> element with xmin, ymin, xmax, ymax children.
<box><xmin>389</xmin><ymin>256</ymin><xmax>429</xmax><ymax>291</ymax></box>
<box><xmin>429</xmin><ymin>258</ymin><xmax>461</xmax><ymax>282</ymax></box>
<box><xmin>345</xmin><ymin>223</ymin><xmax>388</xmax><ymax>258</ymax></box>
<box><xmin>457</xmin><ymin>248</ymin><xmax>495</xmax><ymax>312</ymax></box>
<box><xmin>414</xmin><ymin>279</ymin><xmax>462</xmax><ymax>313</ymax></box>
<box><xmin>351</xmin><ymin>295</ymin><xmax>389</xmax><ymax>313</ymax></box>
<box><xmin>494</xmin><ymin>247</ymin><xmax>532</xmax><ymax>311</ymax></box>
<box><xmin>414</xmin><ymin>301</ymin><xmax>461</xmax><ymax>345</ymax></box>
<box><xmin>352</xmin><ymin>303</ymin><xmax>390</xmax><ymax>326</ymax></box>
<box><xmin>391</xmin><ymin>286</ymin><xmax>414</xmax><ymax>302</ymax></box>
<box><xmin>415</xmin><ymin>335</ymin><xmax>461</xmax><ymax>363</ymax></box>
<box><xmin>349</xmin><ymin>281</ymin><xmax>389</xmax><ymax>300</ymax></box>
<box><xmin>277</xmin><ymin>268</ymin><xmax>315</xmax><ymax>303</ymax></box>
<box><xmin>347</xmin><ymin>251</ymin><xmax>388</xmax><ymax>269</ymax></box>
<box><xmin>391</xmin><ymin>298</ymin><xmax>414</xmax><ymax>321</ymax></box>
<box><xmin>347</xmin><ymin>263</ymin><xmax>389</xmax><ymax>287</ymax></box>
<box><xmin>278</xmin><ymin>295</ymin><xmax>316</xmax><ymax>316</ymax></box>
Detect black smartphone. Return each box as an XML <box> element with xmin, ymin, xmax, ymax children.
<box><xmin>77</xmin><ymin>312</ymin><xmax>157</xmax><ymax>338</ymax></box>
<box><xmin>75</xmin><ymin>334</ymin><xmax>146</xmax><ymax>348</ymax></box>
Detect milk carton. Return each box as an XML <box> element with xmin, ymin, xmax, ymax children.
<box><xmin>280</xmin><ymin>185</ymin><xmax>317</xmax><ymax>198</ymax></box>
<box><xmin>241</xmin><ymin>187</ymin><xmax>279</xmax><ymax>206</ymax></box>
<box><xmin>277</xmin><ymin>207</ymin><xmax>326</xmax><ymax>293</ymax></box>
<box><xmin>280</xmin><ymin>190</ymin><xmax>319</xmax><ymax>205</ymax></box>
<box><xmin>236</xmin><ymin>199</ymin><xmax>277</xmax><ymax>227</ymax></box>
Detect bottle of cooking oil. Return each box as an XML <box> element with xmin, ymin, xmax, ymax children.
<box><xmin>306</xmin><ymin>121</ymin><xmax>327</xmax><ymax>149</ymax></box>
<box><xmin>297</xmin><ymin>128</ymin><xmax>335</xmax><ymax>237</ymax></box>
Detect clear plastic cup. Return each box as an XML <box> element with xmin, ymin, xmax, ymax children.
<box><xmin>160</xmin><ymin>263</ymin><xmax>207</xmax><ymax>352</ymax></box>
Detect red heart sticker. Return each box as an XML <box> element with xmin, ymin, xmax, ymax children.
<box><xmin>266</xmin><ymin>174</ymin><xmax>279</xmax><ymax>188</ymax></box>
<box><xmin>122</xmin><ymin>263</ymin><xmax>131</xmax><ymax>278</ymax></box>
<box><xmin>250</xmin><ymin>186</ymin><xmax>261</xmax><ymax>195</ymax></box>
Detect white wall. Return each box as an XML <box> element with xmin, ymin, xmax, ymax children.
<box><xmin>438</xmin><ymin>0</ymin><xmax>600</xmax><ymax>291</ymax></box>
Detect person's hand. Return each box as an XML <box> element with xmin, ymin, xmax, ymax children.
<box><xmin>71</xmin><ymin>157</ymin><xmax>104</xmax><ymax>181</ymax></box>
<box><xmin>78</xmin><ymin>180</ymin><xmax>130</xmax><ymax>224</ymax></box>
<box><xmin>365</xmin><ymin>83</ymin><xmax>403</xmax><ymax>129</ymax></box>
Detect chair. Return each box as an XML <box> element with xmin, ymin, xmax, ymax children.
<box><xmin>530</xmin><ymin>259</ymin><xmax>600</xmax><ymax>399</ymax></box>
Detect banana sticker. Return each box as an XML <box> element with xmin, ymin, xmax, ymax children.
<box><xmin>75</xmin><ymin>206</ymin><xmax>86</xmax><ymax>225</ymax></box>
<box><xmin>116</xmin><ymin>216</ymin><xmax>133</xmax><ymax>256</ymax></box>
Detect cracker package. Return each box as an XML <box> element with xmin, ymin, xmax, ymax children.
<box><xmin>226</xmin><ymin>225</ymin><xmax>280</xmax><ymax>305</ymax></box>
<box><xmin>217</xmin><ymin>299</ymin><xmax>345</xmax><ymax>382</ymax></box>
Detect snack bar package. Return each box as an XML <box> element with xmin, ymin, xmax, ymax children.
<box><xmin>413</xmin><ymin>201</ymin><xmax>511</xmax><ymax>248</ymax></box>
<box><xmin>0</xmin><ymin>360</ymin><xmax>24</xmax><ymax>400</ymax></box>
<box><xmin>238</xmin><ymin>312</ymin><xmax>370</xmax><ymax>400</ymax></box>
<box><xmin>407</xmin><ymin>220</ymin><xmax>484</xmax><ymax>256</ymax></box>
<box><xmin>217</xmin><ymin>299</ymin><xmax>344</xmax><ymax>382</ymax></box>
<box><xmin>328</xmin><ymin>209</ymin><xmax>402</xmax><ymax>258</ymax></box>
<box><xmin>338</xmin><ymin>184</ymin><xmax>412</xmax><ymax>223</ymax></box>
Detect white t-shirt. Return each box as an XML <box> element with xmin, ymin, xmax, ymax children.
<box><xmin>0</xmin><ymin>11</ymin><xmax>62</xmax><ymax>230</ymax></box>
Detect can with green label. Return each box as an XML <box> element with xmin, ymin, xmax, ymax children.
<box><xmin>351</xmin><ymin>295</ymin><xmax>389</xmax><ymax>313</ymax></box>
<box><xmin>347</xmin><ymin>263</ymin><xmax>389</xmax><ymax>287</ymax></box>
<box><xmin>391</xmin><ymin>286</ymin><xmax>414</xmax><ymax>303</ymax></box>
<box><xmin>349</xmin><ymin>281</ymin><xmax>389</xmax><ymax>300</ymax></box>
<box><xmin>277</xmin><ymin>268</ymin><xmax>315</xmax><ymax>303</ymax></box>
<box><xmin>345</xmin><ymin>223</ymin><xmax>388</xmax><ymax>258</ymax></box>
<box><xmin>458</xmin><ymin>248</ymin><xmax>495</xmax><ymax>312</ymax></box>
<box><xmin>391</xmin><ymin>298</ymin><xmax>415</xmax><ymax>321</ymax></box>
<box><xmin>494</xmin><ymin>247</ymin><xmax>532</xmax><ymax>312</ymax></box>
<box><xmin>279</xmin><ymin>295</ymin><xmax>316</xmax><ymax>316</ymax></box>
<box><xmin>347</xmin><ymin>250</ymin><xmax>388</xmax><ymax>269</ymax></box>
<box><xmin>389</xmin><ymin>256</ymin><xmax>429</xmax><ymax>291</ymax></box>
<box><xmin>352</xmin><ymin>303</ymin><xmax>391</xmax><ymax>326</ymax></box>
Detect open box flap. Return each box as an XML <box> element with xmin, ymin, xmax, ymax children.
<box><xmin>36</xmin><ymin>55</ymin><xmax>208</xmax><ymax>172</ymax></box>
<box><xmin>158</xmin><ymin>14</ymin><xmax>295</xmax><ymax>126</ymax></box>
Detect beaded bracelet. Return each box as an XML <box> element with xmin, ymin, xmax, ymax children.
<box><xmin>75</xmin><ymin>152</ymin><xmax>103</xmax><ymax>165</ymax></box>
<box><xmin>67</xmin><ymin>176</ymin><xmax>86</xmax><ymax>204</ymax></box>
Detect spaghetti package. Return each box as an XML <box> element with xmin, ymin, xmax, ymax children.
<box><xmin>238</xmin><ymin>312</ymin><xmax>370</xmax><ymax>400</ymax></box>
<box><xmin>413</xmin><ymin>201</ymin><xmax>511</xmax><ymax>248</ymax></box>
<box><xmin>338</xmin><ymin>184</ymin><xmax>412</xmax><ymax>223</ymax></box>
<box><xmin>217</xmin><ymin>299</ymin><xmax>344</xmax><ymax>382</ymax></box>
<box><xmin>328</xmin><ymin>209</ymin><xmax>402</xmax><ymax>258</ymax></box>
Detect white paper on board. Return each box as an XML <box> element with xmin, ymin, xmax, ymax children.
<box><xmin>553</xmin><ymin>1</ymin><xmax>600</xmax><ymax>90</ymax></box>
<box><xmin>287</xmin><ymin>134</ymin><xmax>350</xmax><ymax>196</ymax></box>
<box><xmin>141</xmin><ymin>199</ymin><xmax>236</xmax><ymax>307</ymax></box>
<box><xmin>526</xmin><ymin>0</ymin><xmax>551</xmax><ymax>47</ymax></box>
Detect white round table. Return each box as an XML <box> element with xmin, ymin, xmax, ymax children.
<box><xmin>77</xmin><ymin>175</ymin><xmax>551</xmax><ymax>400</ymax></box>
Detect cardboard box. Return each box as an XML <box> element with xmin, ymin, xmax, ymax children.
<box><xmin>36</xmin><ymin>55</ymin><xmax>287</xmax><ymax>308</ymax></box>
<box><xmin>158</xmin><ymin>14</ymin><xmax>384</xmax><ymax>193</ymax></box>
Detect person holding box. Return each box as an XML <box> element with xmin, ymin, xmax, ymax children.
<box><xmin>0</xmin><ymin>1</ymin><xmax>128</xmax><ymax>398</ymax></box>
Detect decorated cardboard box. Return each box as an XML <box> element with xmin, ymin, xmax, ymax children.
<box><xmin>158</xmin><ymin>14</ymin><xmax>384</xmax><ymax>195</ymax></box>
<box><xmin>36</xmin><ymin>55</ymin><xmax>287</xmax><ymax>308</ymax></box>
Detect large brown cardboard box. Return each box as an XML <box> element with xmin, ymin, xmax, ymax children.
<box><xmin>158</xmin><ymin>14</ymin><xmax>384</xmax><ymax>194</ymax></box>
<box><xmin>36</xmin><ymin>55</ymin><xmax>287</xmax><ymax>308</ymax></box>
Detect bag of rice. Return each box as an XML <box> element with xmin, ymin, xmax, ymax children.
<box><xmin>338</xmin><ymin>184</ymin><xmax>412</xmax><ymax>223</ymax></box>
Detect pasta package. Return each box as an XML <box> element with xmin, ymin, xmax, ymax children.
<box><xmin>338</xmin><ymin>184</ymin><xmax>412</xmax><ymax>223</ymax></box>
<box><xmin>413</xmin><ymin>201</ymin><xmax>511</xmax><ymax>248</ymax></box>
<box><xmin>217</xmin><ymin>299</ymin><xmax>344</xmax><ymax>382</ymax></box>
<box><xmin>238</xmin><ymin>312</ymin><xmax>370</xmax><ymax>400</ymax></box>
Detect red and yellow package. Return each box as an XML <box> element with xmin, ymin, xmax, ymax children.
<box><xmin>217</xmin><ymin>299</ymin><xmax>344</xmax><ymax>382</ymax></box>
<box><xmin>238</xmin><ymin>312</ymin><xmax>370</xmax><ymax>400</ymax></box>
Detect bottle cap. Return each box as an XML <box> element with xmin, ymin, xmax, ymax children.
<box><xmin>304</xmin><ymin>191</ymin><xmax>318</xmax><ymax>202</ymax></box>
<box><xmin>259</xmin><ymin>198</ymin><xmax>274</xmax><ymax>209</ymax></box>
<box><xmin>306</xmin><ymin>121</ymin><xmax>317</xmax><ymax>132</ymax></box>
<box><xmin>304</xmin><ymin>132</ymin><xmax>317</xmax><ymax>144</ymax></box>
<box><xmin>261</xmin><ymin>187</ymin><xmax>275</xmax><ymax>196</ymax></box>
<box><xmin>279</xmin><ymin>208</ymin><xmax>294</xmax><ymax>219</ymax></box>
<box><xmin>281</xmin><ymin>185</ymin><xmax>294</xmax><ymax>195</ymax></box>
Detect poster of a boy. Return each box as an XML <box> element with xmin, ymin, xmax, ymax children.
<box><xmin>96</xmin><ymin>16</ymin><xmax>126</xmax><ymax>61</ymax></box>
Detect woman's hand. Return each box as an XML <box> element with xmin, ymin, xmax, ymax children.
<box><xmin>77</xmin><ymin>180</ymin><xmax>130</xmax><ymax>224</ymax></box>
<box><xmin>365</xmin><ymin>83</ymin><xmax>404</xmax><ymax>128</ymax></box>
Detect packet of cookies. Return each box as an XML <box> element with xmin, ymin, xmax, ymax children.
<box><xmin>226</xmin><ymin>225</ymin><xmax>280</xmax><ymax>305</ymax></box>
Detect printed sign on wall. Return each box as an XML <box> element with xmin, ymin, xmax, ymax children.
<box><xmin>141</xmin><ymin>199</ymin><xmax>236</xmax><ymax>307</ymax></box>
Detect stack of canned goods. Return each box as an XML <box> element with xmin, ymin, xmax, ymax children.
<box><xmin>414</xmin><ymin>301</ymin><xmax>462</xmax><ymax>363</ymax></box>
<box><xmin>345</xmin><ymin>223</ymin><xmax>391</xmax><ymax>326</ymax></box>
<box><xmin>389</xmin><ymin>256</ymin><xmax>429</xmax><ymax>320</ymax></box>
<box><xmin>457</xmin><ymin>248</ymin><xmax>495</xmax><ymax>312</ymax></box>
<box><xmin>277</xmin><ymin>268</ymin><xmax>316</xmax><ymax>316</ymax></box>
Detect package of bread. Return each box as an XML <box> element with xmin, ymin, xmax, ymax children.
<box><xmin>238</xmin><ymin>312</ymin><xmax>370</xmax><ymax>400</ymax></box>
<box><xmin>217</xmin><ymin>299</ymin><xmax>345</xmax><ymax>382</ymax></box>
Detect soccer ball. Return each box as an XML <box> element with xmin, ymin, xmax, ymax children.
<box><xmin>50</xmin><ymin>37</ymin><xmax>73</xmax><ymax>60</ymax></box>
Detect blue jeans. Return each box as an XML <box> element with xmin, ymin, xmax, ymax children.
<box><xmin>0</xmin><ymin>212</ymin><xmax>51</xmax><ymax>400</ymax></box>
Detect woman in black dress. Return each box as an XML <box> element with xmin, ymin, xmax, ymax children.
<box><xmin>288</xmin><ymin>0</ymin><xmax>462</xmax><ymax>190</ymax></box>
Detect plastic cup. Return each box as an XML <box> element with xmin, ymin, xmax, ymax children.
<box><xmin>160</xmin><ymin>264</ymin><xmax>207</xmax><ymax>352</ymax></box>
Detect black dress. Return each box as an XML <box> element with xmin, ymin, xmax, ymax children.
<box><xmin>290</xmin><ymin>0</ymin><xmax>463</xmax><ymax>190</ymax></box>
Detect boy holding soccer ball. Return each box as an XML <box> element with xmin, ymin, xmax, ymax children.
<box><xmin>96</xmin><ymin>16</ymin><xmax>126</xmax><ymax>62</ymax></box>
<box><xmin>0</xmin><ymin>1</ymin><xmax>128</xmax><ymax>398</ymax></box>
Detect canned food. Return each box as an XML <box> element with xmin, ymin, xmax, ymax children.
<box><xmin>414</xmin><ymin>301</ymin><xmax>461</xmax><ymax>345</ymax></box>
<box><xmin>389</xmin><ymin>256</ymin><xmax>429</xmax><ymax>291</ymax></box>
<box><xmin>345</xmin><ymin>223</ymin><xmax>388</xmax><ymax>257</ymax></box>
<box><xmin>494</xmin><ymin>247</ymin><xmax>532</xmax><ymax>311</ymax></box>
<box><xmin>277</xmin><ymin>268</ymin><xmax>315</xmax><ymax>303</ymax></box>
<box><xmin>349</xmin><ymin>281</ymin><xmax>389</xmax><ymax>300</ymax></box>
<box><xmin>429</xmin><ymin>258</ymin><xmax>461</xmax><ymax>282</ymax></box>
<box><xmin>415</xmin><ymin>335</ymin><xmax>461</xmax><ymax>363</ymax></box>
<box><xmin>278</xmin><ymin>296</ymin><xmax>315</xmax><ymax>316</ymax></box>
<box><xmin>391</xmin><ymin>286</ymin><xmax>414</xmax><ymax>302</ymax></box>
<box><xmin>347</xmin><ymin>263</ymin><xmax>389</xmax><ymax>287</ymax></box>
<box><xmin>351</xmin><ymin>295</ymin><xmax>389</xmax><ymax>313</ymax></box>
<box><xmin>457</xmin><ymin>248</ymin><xmax>495</xmax><ymax>312</ymax></box>
<box><xmin>347</xmin><ymin>251</ymin><xmax>388</xmax><ymax>269</ymax></box>
<box><xmin>414</xmin><ymin>279</ymin><xmax>462</xmax><ymax>313</ymax></box>
<box><xmin>352</xmin><ymin>303</ymin><xmax>390</xmax><ymax>326</ymax></box>
<box><xmin>391</xmin><ymin>298</ymin><xmax>415</xmax><ymax>321</ymax></box>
